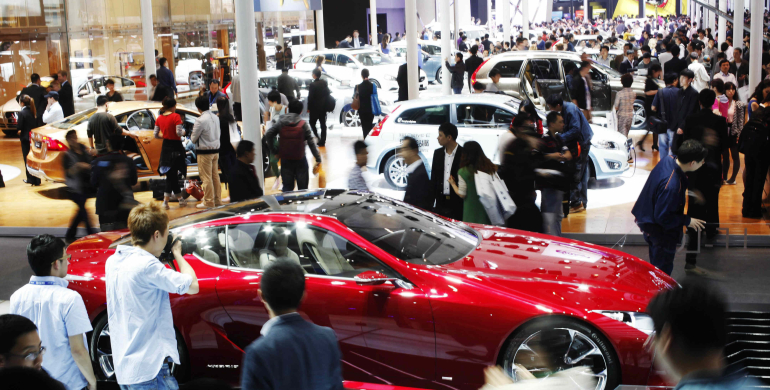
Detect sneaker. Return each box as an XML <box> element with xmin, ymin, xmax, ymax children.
<box><xmin>196</xmin><ymin>203</ymin><xmax>212</xmax><ymax>209</ymax></box>
<box><xmin>725</xmin><ymin>180</ymin><xmax>736</xmax><ymax>185</ymax></box>
<box><xmin>178</xmin><ymin>197</ymin><xmax>187</xmax><ymax>207</ymax></box>
<box><xmin>569</xmin><ymin>204</ymin><xmax>585</xmax><ymax>213</ymax></box>
<box><xmin>162</xmin><ymin>202</ymin><xmax>170</xmax><ymax>210</ymax></box>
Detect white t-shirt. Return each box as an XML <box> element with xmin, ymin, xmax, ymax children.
<box><xmin>11</xmin><ymin>276</ymin><xmax>92</xmax><ymax>390</ymax></box>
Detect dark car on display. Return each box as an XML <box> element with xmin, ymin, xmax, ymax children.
<box><xmin>66</xmin><ymin>190</ymin><xmax>674</xmax><ymax>389</ymax></box>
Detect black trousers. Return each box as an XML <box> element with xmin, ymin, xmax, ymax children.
<box><xmin>219</xmin><ymin>151</ymin><xmax>237</xmax><ymax>185</ymax></box>
<box><xmin>685</xmin><ymin>181</ymin><xmax>721</xmax><ymax>265</ymax></box>
<box><xmin>309</xmin><ymin>110</ymin><xmax>327</xmax><ymax>145</ymax></box>
<box><xmin>20</xmin><ymin>139</ymin><xmax>40</xmax><ymax>184</ymax></box>
<box><xmin>233</xmin><ymin>102</ymin><xmax>242</xmax><ymax>122</ymax></box>
<box><xmin>66</xmin><ymin>191</ymin><xmax>94</xmax><ymax>239</ymax></box>
<box><xmin>434</xmin><ymin>195</ymin><xmax>463</xmax><ymax>221</ymax></box>
<box><xmin>281</xmin><ymin>159</ymin><xmax>309</xmax><ymax>192</ymax></box>
<box><xmin>722</xmin><ymin>135</ymin><xmax>740</xmax><ymax>183</ymax></box>
<box><xmin>360</xmin><ymin>111</ymin><xmax>375</xmax><ymax>138</ymax></box>
<box><xmin>742</xmin><ymin>154</ymin><xmax>770</xmax><ymax>218</ymax></box>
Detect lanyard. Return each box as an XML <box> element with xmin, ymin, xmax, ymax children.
<box><xmin>209</xmin><ymin>93</ymin><xmax>217</xmax><ymax>107</ymax></box>
<box><xmin>29</xmin><ymin>281</ymin><xmax>57</xmax><ymax>286</ymax></box>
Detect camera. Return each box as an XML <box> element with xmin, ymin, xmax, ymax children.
<box><xmin>160</xmin><ymin>233</ymin><xmax>196</xmax><ymax>262</ymax></box>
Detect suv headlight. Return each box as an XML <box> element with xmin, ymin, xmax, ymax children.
<box><xmin>592</xmin><ymin>140</ymin><xmax>619</xmax><ymax>150</ymax></box>
<box><xmin>594</xmin><ymin>310</ymin><xmax>654</xmax><ymax>335</ymax></box>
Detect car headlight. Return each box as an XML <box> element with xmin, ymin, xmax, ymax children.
<box><xmin>592</xmin><ymin>140</ymin><xmax>619</xmax><ymax>150</ymax></box>
<box><xmin>594</xmin><ymin>310</ymin><xmax>654</xmax><ymax>335</ymax></box>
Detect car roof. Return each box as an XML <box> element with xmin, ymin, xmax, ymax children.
<box><xmin>486</xmin><ymin>51</ymin><xmax>585</xmax><ymax>60</ymax></box>
<box><xmin>392</xmin><ymin>93</ymin><xmax>522</xmax><ymax>111</ymax></box>
<box><xmin>302</xmin><ymin>48</ymin><xmax>378</xmax><ymax>56</ymax></box>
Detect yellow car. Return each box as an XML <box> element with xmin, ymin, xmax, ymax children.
<box><xmin>26</xmin><ymin>101</ymin><xmax>237</xmax><ymax>183</ymax></box>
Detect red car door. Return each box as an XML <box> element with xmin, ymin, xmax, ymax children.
<box><xmin>214</xmin><ymin>216</ymin><xmax>436</xmax><ymax>388</ymax></box>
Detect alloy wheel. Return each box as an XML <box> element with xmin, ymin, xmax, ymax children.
<box><xmin>632</xmin><ymin>102</ymin><xmax>646</xmax><ymax>129</ymax></box>
<box><xmin>510</xmin><ymin>328</ymin><xmax>609</xmax><ymax>390</ymax></box>
<box><xmin>387</xmin><ymin>156</ymin><xmax>409</xmax><ymax>188</ymax></box>
<box><xmin>96</xmin><ymin>323</ymin><xmax>175</xmax><ymax>380</ymax></box>
<box><xmin>344</xmin><ymin>110</ymin><xmax>361</xmax><ymax>127</ymax></box>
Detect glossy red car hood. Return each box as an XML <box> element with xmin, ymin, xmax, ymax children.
<box><xmin>436</xmin><ymin>225</ymin><xmax>676</xmax><ymax>310</ymax></box>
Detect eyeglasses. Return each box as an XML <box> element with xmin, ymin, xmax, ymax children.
<box><xmin>5</xmin><ymin>346</ymin><xmax>46</xmax><ymax>362</ymax></box>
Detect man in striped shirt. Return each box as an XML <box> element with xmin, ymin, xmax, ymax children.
<box><xmin>348</xmin><ymin>141</ymin><xmax>369</xmax><ymax>191</ymax></box>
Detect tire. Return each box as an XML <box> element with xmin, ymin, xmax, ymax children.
<box><xmin>631</xmin><ymin>99</ymin><xmax>647</xmax><ymax>130</ymax></box>
<box><xmin>435</xmin><ymin>68</ymin><xmax>443</xmax><ymax>85</ymax></box>
<box><xmin>343</xmin><ymin>109</ymin><xmax>361</xmax><ymax>127</ymax></box>
<box><xmin>371</xmin><ymin>79</ymin><xmax>382</xmax><ymax>89</ymax></box>
<box><xmin>90</xmin><ymin>314</ymin><xmax>190</xmax><ymax>382</ymax></box>
<box><xmin>501</xmin><ymin>317</ymin><xmax>621</xmax><ymax>390</ymax></box>
<box><xmin>3</xmin><ymin>130</ymin><xmax>18</xmax><ymax>136</ymax></box>
<box><xmin>383</xmin><ymin>154</ymin><xmax>409</xmax><ymax>191</ymax></box>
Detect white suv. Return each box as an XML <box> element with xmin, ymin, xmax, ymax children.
<box><xmin>365</xmin><ymin>94</ymin><xmax>631</xmax><ymax>190</ymax></box>
<box><xmin>295</xmin><ymin>49</ymin><xmax>427</xmax><ymax>92</ymax></box>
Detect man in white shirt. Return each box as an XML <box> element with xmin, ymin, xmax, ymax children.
<box><xmin>687</xmin><ymin>52</ymin><xmax>710</xmax><ymax>92</ymax></box>
<box><xmin>486</xmin><ymin>68</ymin><xmax>501</xmax><ymax>92</ymax></box>
<box><xmin>42</xmin><ymin>91</ymin><xmax>64</xmax><ymax>124</ymax></box>
<box><xmin>658</xmin><ymin>46</ymin><xmax>673</xmax><ymax>75</ymax></box>
<box><xmin>431</xmin><ymin>123</ymin><xmax>464</xmax><ymax>221</ymax></box>
<box><xmin>713</xmin><ymin>59</ymin><xmax>737</xmax><ymax>86</ymax></box>
<box><xmin>106</xmin><ymin>203</ymin><xmax>199</xmax><ymax>389</ymax></box>
<box><xmin>10</xmin><ymin>234</ymin><xmax>97</xmax><ymax>390</ymax></box>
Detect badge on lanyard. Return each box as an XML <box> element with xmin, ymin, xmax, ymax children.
<box><xmin>29</xmin><ymin>281</ymin><xmax>57</xmax><ymax>286</ymax></box>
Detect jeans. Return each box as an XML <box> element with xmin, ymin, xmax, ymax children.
<box><xmin>309</xmin><ymin>110</ymin><xmax>327</xmax><ymax>145</ymax></box>
<box><xmin>120</xmin><ymin>364</ymin><xmax>178</xmax><ymax>390</ymax></box>
<box><xmin>281</xmin><ymin>159</ymin><xmax>309</xmax><ymax>192</ymax></box>
<box><xmin>657</xmin><ymin>129</ymin><xmax>674</xmax><ymax>157</ymax></box>
<box><xmin>452</xmin><ymin>87</ymin><xmax>463</xmax><ymax>94</ymax></box>
<box><xmin>541</xmin><ymin>188</ymin><xmax>565</xmax><ymax>237</ymax></box>
<box><xmin>198</xmin><ymin>153</ymin><xmax>222</xmax><ymax>207</ymax></box>
<box><xmin>66</xmin><ymin>191</ymin><xmax>94</xmax><ymax>239</ymax></box>
<box><xmin>570</xmin><ymin>144</ymin><xmax>591</xmax><ymax>208</ymax></box>
<box><xmin>643</xmin><ymin>231</ymin><xmax>679</xmax><ymax>275</ymax></box>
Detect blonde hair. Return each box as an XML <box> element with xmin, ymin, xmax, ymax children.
<box><xmin>128</xmin><ymin>202</ymin><xmax>169</xmax><ymax>246</ymax></box>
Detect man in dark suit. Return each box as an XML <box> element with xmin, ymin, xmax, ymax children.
<box><xmin>663</xmin><ymin>45</ymin><xmax>688</xmax><ymax>78</ymax></box>
<box><xmin>619</xmin><ymin>50</ymin><xmax>636</xmax><ymax>75</ymax></box>
<box><xmin>17</xmin><ymin>73</ymin><xmax>47</xmax><ymax>127</ymax></box>
<box><xmin>229</xmin><ymin>140</ymin><xmax>264</xmax><ymax>203</ymax></box>
<box><xmin>396</xmin><ymin>60</ymin><xmax>410</xmax><ymax>102</ymax></box>
<box><xmin>464</xmin><ymin>45</ymin><xmax>484</xmax><ymax>92</ymax></box>
<box><xmin>351</xmin><ymin>30</ymin><xmax>365</xmax><ymax>48</ymax></box>
<box><xmin>307</xmin><ymin>69</ymin><xmax>331</xmax><ymax>146</ymax></box>
<box><xmin>671</xmin><ymin>69</ymin><xmax>700</xmax><ymax>154</ymax></box>
<box><xmin>57</xmin><ymin>70</ymin><xmax>75</xmax><ymax>117</ymax></box>
<box><xmin>149</xmin><ymin>74</ymin><xmax>174</xmax><ymax>102</ymax></box>
<box><xmin>338</xmin><ymin>36</ymin><xmax>352</xmax><ymax>48</ymax></box>
<box><xmin>679</xmin><ymin>89</ymin><xmax>727</xmax><ymax>276</ymax></box>
<box><xmin>241</xmin><ymin>260</ymin><xmax>343</xmax><ymax>390</ymax></box>
<box><xmin>400</xmin><ymin>136</ymin><xmax>432</xmax><ymax>210</ymax></box>
<box><xmin>431</xmin><ymin>123</ymin><xmax>463</xmax><ymax>220</ymax></box>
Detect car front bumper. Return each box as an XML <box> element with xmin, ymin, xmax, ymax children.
<box><xmin>591</xmin><ymin>139</ymin><xmax>631</xmax><ymax>180</ymax></box>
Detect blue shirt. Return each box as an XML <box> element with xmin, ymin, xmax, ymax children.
<box><xmin>651</xmin><ymin>85</ymin><xmax>680</xmax><ymax>130</ymax></box>
<box><xmin>632</xmin><ymin>155</ymin><xmax>691</xmax><ymax>234</ymax></box>
<box><xmin>675</xmin><ymin>368</ymin><xmax>765</xmax><ymax>390</ymax></box>
<box><xmin>105</xmin><ymin>245</ymin><xmax>193</xmax><ymax>385</ymax></box>
<box><xmin>10</xmin><ymin>276</ymin><xmax>92</xmax><ymax>390</ymax></box>
<box><xmin>558</xmin><ymin>102</ymin><xmax>594</xmax><ymax>146</ymax></box>
<box><xmin>157</xmin><ymin>66</ymin><xmax>177</xmax><ymax>93</ymax></box>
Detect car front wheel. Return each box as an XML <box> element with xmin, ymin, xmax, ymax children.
<box><xmin>435</xmin><ymin>68</ymin><xmax>443</xmax><ymax>84</ymax></box>
<box><xmin>343</xmin><ymin>109</ymin><xmax>361</xmax><ymax>127</ymax></box>
<box><xmin>501</xmin><ymin>317</ymin><xmax>621</xmax><ymax>390</ymax></box>
<box><xmin>631</xmin><ymin>100</ymin><xmax>647</xmax><ymax>130</ymax></box>
<box><xmin>384</xmin><ymin>154</ymin><xmax>409</xmax><ymax>191</ymax></box>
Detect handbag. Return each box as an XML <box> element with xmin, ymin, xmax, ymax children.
<box><xmin>475</xmin><ymin>171</ymin><xmax>517</xmax><ymax>226</ymax></box>
<box><xmin>351</xmin><ymin>85</ymin><xmax>360</xmax><ymax>111</ymax></box>
<box><xmin>371</xmin><ymin>83</ymin><xmax>382</xmax><ymax>116</ymax></box>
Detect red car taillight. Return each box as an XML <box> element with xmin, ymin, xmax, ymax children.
<box><xmin>223</xmin><ymin>82</ymin><xmax>231</xmax><ymax>95</ymax></box>
<box><xmin>370</xmin><ymin>106</ymin><xmax>398</xmax><ymax>137</ymax></box>
<box><xmin>40</xmin><ymin>135</ymin><xmax>68</xmax><ymax>151</ymax></box>
<box><xmin>9</xmin><ymin>113</ymin><xmax>18</xmax><ymax>124</ymax></box>
<box><xmin>471</xmin><ymin>58</ymin><xmax>491</xmax><ymax>85</ymax></box>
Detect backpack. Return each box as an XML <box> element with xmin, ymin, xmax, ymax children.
<box><xmin>325</xmin><ymin>85</ymin><xmax>336</xmax><ymax>113</ymax></box>
<box><xmin>739</xmin><ymin>107</ymin><xmax>770</xmax><ymax>159</ymax></box>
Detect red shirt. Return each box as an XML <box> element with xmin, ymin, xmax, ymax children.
<box><xmin>156</xmin><ymin>112</ymin><xmax>182</xmax><ymax>141</ymax></box>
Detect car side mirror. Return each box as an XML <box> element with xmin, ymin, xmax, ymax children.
<box><xmin>354</xmin><ymin>271</ymin><xmax>396</xmax><ymax>286</ymax></box>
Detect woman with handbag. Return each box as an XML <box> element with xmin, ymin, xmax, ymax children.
<box><xmin>447</xmin><ymin>141</ymin><xmax>494</xmax><ymax>225</ymax></box>
<box><xmin>722</xmin><ymin>82</ymin><xmax>746</xmax><ymax>185</ymax></box>
<box><xmin>356</xmin><ymin>69</ymin><xmax>376</xmax><ymax>138</ymax></box>
<box><xmin>637</xmin><ymin>64</ymin><xmax>662</xmax><ymax>152</ymax></box>
<box><xmin>153</xmin><ymin>97</ymin><xmax>187</xmax><ymax>209</ymax></box>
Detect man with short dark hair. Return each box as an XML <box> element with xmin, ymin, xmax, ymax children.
<box><xmin>10</xmin><ymin>234</ymin><xmax>97</xmax><ymax>390</ymax></box>
<box><xmin>308</xmin><ymin>68</ymin><xmax>331</xmax><ymax>146</ymax></box>
<box><xmin>464</xmin><ymin>45</ymin><xmax>484</xmax><ymax>92</ymax></box>
<box><xmin>229</xmin><ymin>140</ymin><xmax>264</xmax><ymax>202</ymax></box>
<box><xmin>86</xmin><ymin>95</ymin><xmax>126</xmax><ymax>155</ymax></box>
<box><xmin>156</xmin><ymin>57</ymin><xmax>178</xmax><ymax>97</ymax></box>
<box><xmin>431</xmin><ymin>123</ymin><xmax>463</xmax><ymax>220</ymax></box>
<box><xmin>672</xmin><ymin>69</ymin><xmax>700</xmax><ymax>151</ymax></box>
<box><xmin>17</xmin><ymin>73</ymin><xmax>46</xmax><ymax>126</ymax></box>
<box><xmin>400</xmin><ymin>136</ymin><xmax>432</xmax><ymax>210</ymax></box>
<box><xmin>651</xmin><ymin>72</ymin><xmax>680</xmax><ymax>156</ymax></box>
<box><xmin>348</xmin><ymin>140</ymin><xmax>369</xmax><ymax>191</ymax></box>
<box><xmin>106</xmin><ymin>202</ymin><xmax>199</xmax><ymax>389</ymax></box>
<box><xmin>486</xmin><ymin>68</ymin><xmax>501</xmax><ymax>92</ymax></box>
<box><xmin>539</xmin><ymin>111</ymin><xmax>574</xmax><ymax>236</ymax></box>
<box><xmin>264</xmin><ymin>100</ymin><xmax>322</xmax><ymax>191</ymax></box>
<box><xmin>0</xmin><ymin>366</ymin><xmax>67</xmax><ymax>390</ymax></box>
<box><xmin>42</xmin><ymin>91</ymin><xmax>63</xmax><ymax>124</ymax></box>
<box><xmin>149</xmin><ymin>74</ymin><xmax>173</xmax><ymax>102</ymax></box>
<box><xmin>241</xmin><ymin>260</ymin><xmax>344</xmax><ymax>390</ymax></box>
<box><xmin>57</xmin><ymin>70</ymin><xmax>75</xmax><ymax>117</ymax></box>
<box><xmin>619</xmin><ymin>50</ymin><xmax>636</xmax><ymax>74</ymax></box>
<box><xmin>445</xmin><ymin>52</ymin><xmax>466</xmax><ymax>94</ymax></box>
<box><xmin>632</xmin><ymin>140</ymin><xmax>707</xmax><ymax>275</ymax></box>
<box><xmin>646</xmin><ymin>281</ymin><xmax>762</xmax><ymax>390</ymax></box>
<box><xmin>664</xmin><ymin>45</ymin><xmax>688</xmax><ymax>76</ymax></box>
<box><xmin>204</xmin><ymin>79</ymin><xmax>227</xmax><ymax>112</ymax></box>
<box><xmin>277</xmin><ymin>68</ymin><xmax>300</xmax><ymax>101</ymax></box>
<box><xmin>90</xmin><ymin>134</ymin><xmax>137</xmax><ymax>230</ymax></box>
<box><xmin>678</xmin><ymin>89</ymin><xmax>727</xmax><ymax>276</ymax></box>
<box><xmin>0</xmin><ymin>314</ymin><xmax>42</xmax><ymax>370</ymax></box>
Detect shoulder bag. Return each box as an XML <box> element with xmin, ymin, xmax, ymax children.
<box><xmin>475</xmin><ymin>171</ymin><xmax>517</xmax><ymax>226</ymax></box>
<box><xmin>371</xmin><ymin>83</ymin><xmax>382</xmax><ymax>116</ymax></box>
<box><xmin>351</xmin><ymin>85</ymin><xmax>361</xmax><ymax>111</ymax></box>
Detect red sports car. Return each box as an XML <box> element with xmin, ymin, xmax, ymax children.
<box><xmin>65</xmin><ymin>190</ymin><xmax>675</xmax><ymax>389</ymax></box>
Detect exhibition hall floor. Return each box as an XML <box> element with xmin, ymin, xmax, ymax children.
<box><xmin>0</xmin><ymin>123</ymin><xmax>768</xmax><ymax>235</ymax></box>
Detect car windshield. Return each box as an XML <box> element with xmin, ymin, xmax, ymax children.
<box><xmin>51</xmin><ymin>108</ymin><xmax>97</xmax><ymax>129</ymax></box>
<box><xmin>592</xmin><ymin>61</ymin><xmax>622</xmax><ymax>78</ymax></box>
<box><xmin>179</xmin><ymin>51</ymin><xmax>205</xmax><ymax>61</ymax></box>
<box><xmin>352</xmin><ymin>52</ymin><xmax>395</xmax><ymax>65</ymax></box>
<box><xmin>166</xmin><ymin>190</ymin><xmax>479</xmax><ymax>265</ymax></box>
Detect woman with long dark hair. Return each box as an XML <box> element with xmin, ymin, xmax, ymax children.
<box><xmin>749</xmin><ymin>79</ymin><xmax>770</xmax><ymax>119</ymax></box>
<box><xmin>153</xmin><ymin>96</ymin><xmax>187</xmax><ymax>209</ymax></box>
<box><xmin>17</xmin><ymin>94</ymin><xmax>41</xmax><ymax>185</ymax></box>
<box><xmin>380</xmin><ymin>34</ymin><xmax>391</xmax><ymax>55</ymax></box>
<box><xmin>217</xmin><ymin>96</ymin><xmax>238</xmax><ymax>187</ymax></box>
<box><xmin>447</xmin><ymin>141</ymin><xmax>495</xmax><ymax>225</ymax></box>
<box><xmin>722</xmin><ymin>82</ymin><xmax>746</xmax><ymax>185</ymax></box>
<box><xmin>637</xmin><ymin>63</ymin><xmax>662</xmax><ymax>152</ymax></box>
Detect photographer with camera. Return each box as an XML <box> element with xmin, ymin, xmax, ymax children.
<box><xmin>105</xmin><ymin>203</ymin><xmax>199</xmax><ymax>389</ymax></box>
